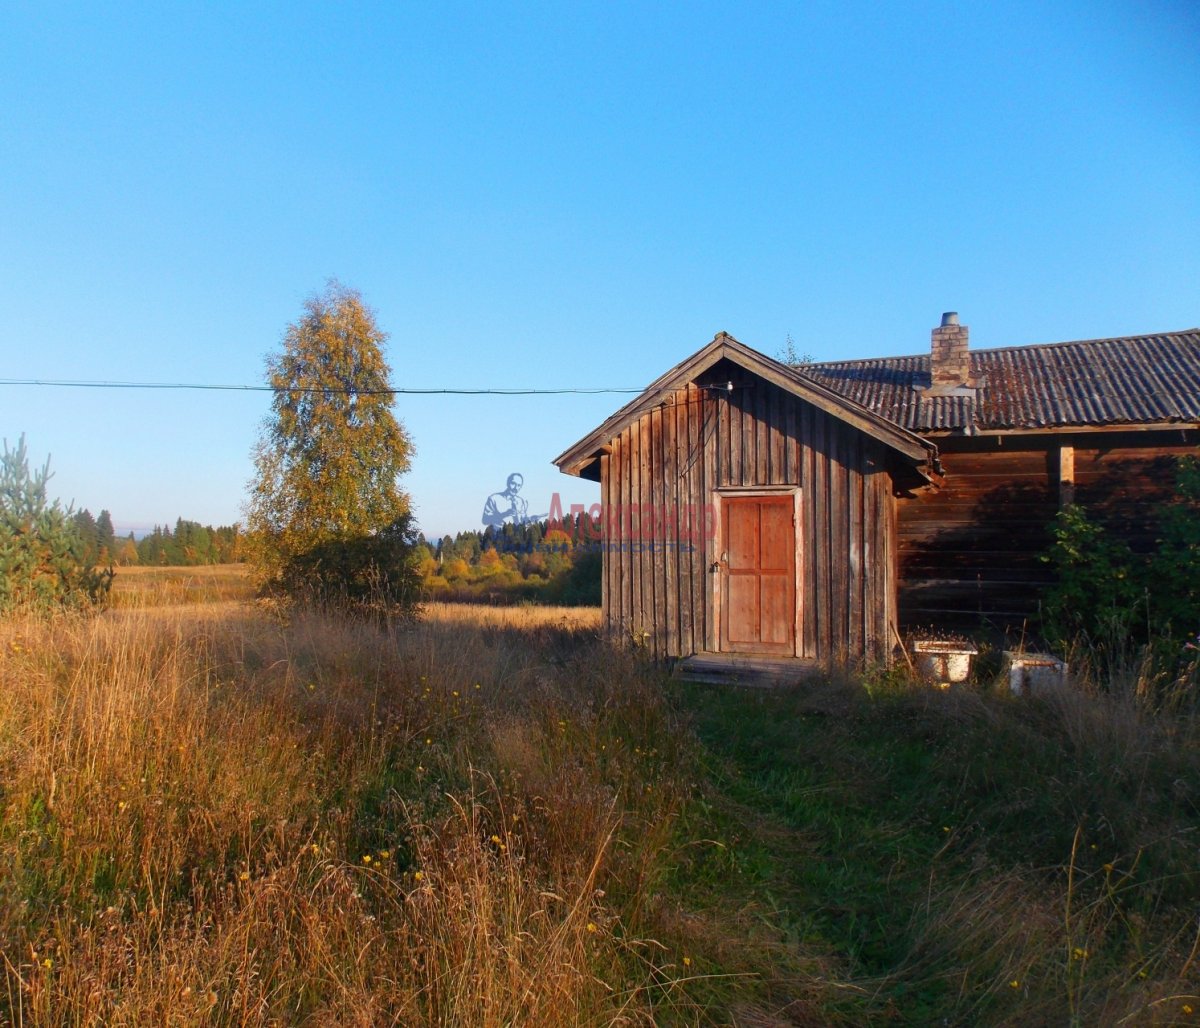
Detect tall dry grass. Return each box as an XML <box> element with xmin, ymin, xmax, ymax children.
<box><xmin>0</xmin><ymin>603</ymin><xmax>695</xmax><ymax>1025</ymax></box>
<box><xmin>109</xmin><ymin>564</ymin><xmax>256</xmax><ymax>609</ymax></box>
<box><xmin>5</xmin><ymin>579</ymin><xmax>1196</xmax><ymax>1024</ymax></box>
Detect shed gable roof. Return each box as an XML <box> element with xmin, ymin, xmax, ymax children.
<box><xmin>802</xmin><ymin>329</ymin><xmax>1200</xmax><ymax>434</ymax></box>
<box><xmin>554</xmin><ymin>332</ymin><xmax>935</xmax><ymax>480</ymax></box>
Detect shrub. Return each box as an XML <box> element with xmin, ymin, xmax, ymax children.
<box><xmin>1147</xmin><ymin>455</ymin><xmax>1200</xmax><ymax>635</ymax></box>
<box><xmin>276</xmin><ymin>513</ymin><xmax>421</xmax><ymax>616</ymax></box>
<box><xmin>1040</xmin><ymin>456</ymin><xmax>1200</xmax><ymax>694</ymax></box>
<box><xmin>1039</xmin><ymin>503</ymin><xmax>1143</xmax><ymax>654</ymax></box>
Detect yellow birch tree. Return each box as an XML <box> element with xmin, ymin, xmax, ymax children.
<box><xmin>244</xmin><ymin>283</ymin><xmax>417</xmax><ymax>608</ymax></box>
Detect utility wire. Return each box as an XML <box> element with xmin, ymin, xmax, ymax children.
<box><xmin>0</xmin><ymin>378</ymin><xmax>644</xmax><ymax>395</ymax></box>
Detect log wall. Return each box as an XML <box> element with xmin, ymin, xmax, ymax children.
<box><xmin>895</xmin><ymin>429</ymin><xmax>1200</xmax><ymax>632</ymax></box>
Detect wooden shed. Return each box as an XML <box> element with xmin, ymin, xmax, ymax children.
<box><xmin>555</xmin><ymin>317</ymin><xmax>1200</xmax><ymax>665</ymax></box>
<box><xmin>554</xmin><ymin>334</ymin><xmax>937</xmax><ymax>664</ymax></box>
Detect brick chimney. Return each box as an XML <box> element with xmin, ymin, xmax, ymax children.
<box><xmin>930</xmin><ymin>312</ymin><xmax>971</xmax><ymax>389</ymax></box>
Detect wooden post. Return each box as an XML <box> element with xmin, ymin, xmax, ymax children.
<box><xmin>1058</xmin><ymin>445</ymin><xmax>1075</xmax><ymax>507</ymax></box>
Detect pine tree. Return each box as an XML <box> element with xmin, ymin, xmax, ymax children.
<box><xmin>72</xmin><ymin>509</ymin><xmax>99</xmax><ymax>564</ymax></box>
<box><xmin>96</xmin><ymin>509</ymin><xmax>116</xmax><ymax>557</ymax></box>
<box><xmin>0</xmin><ymin>436</ymin><xmax>112</xmax><ymax>612</ymax></box>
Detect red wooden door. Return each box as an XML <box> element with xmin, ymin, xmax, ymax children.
<box><xmin>720</xmin><ymin>496</ymin><xmax>796</xmax><ymax>655</ymax></box>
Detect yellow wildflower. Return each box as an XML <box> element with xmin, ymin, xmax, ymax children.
<box><xmin>586</xmin><ymin>922</ymin><xmax>597</xmax><ymax>933</ymax></box>
<box><xmin>683</xmin><ymin>956</ymin><xmax>692</xmax><ymax>967</ymax></box>
<box><xmin>413</xmin><ymin>871</ymin><xmax>423</xmax><ymax>881</ymax></box>
<box><xmin>1009</xmin><ymin>979</ymin><xmax>1019</xmax><ymax>989</ymax></box>
<box><xmin>239</xmin><ymin>871</ymin><xmax>249</xmax><ymax>881</ymax></box>
<box><xmin>362</xmin><ymin>854</ymin><xmax>372</xmax><ymax>864</ymax></box>
<box><xmin>379</xmin><ymin>849</ymin><xmax>391</xmax><ymax>859</ymax></box>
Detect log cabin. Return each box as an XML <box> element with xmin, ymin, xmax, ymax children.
<box><xmin>553</xmin><ymin>316</ymin><xmax>1200</xmax><ymax>667</ymax></box>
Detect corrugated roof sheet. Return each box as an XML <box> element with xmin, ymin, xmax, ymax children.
<box><xmin>800</xmin><ymin>330</ymin><xmax>1200</xmax><ymax>433</ymax></box>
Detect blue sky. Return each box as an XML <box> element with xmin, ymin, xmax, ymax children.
<box><xmin>3</xmin><ymin>1</ymin><xmax>1197</xmax><ymax>539</ymax></box>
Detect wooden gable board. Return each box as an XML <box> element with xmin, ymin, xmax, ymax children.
<box><xmin>554</xmin><ymin>333</ymin><xmax>936</xmax><ymax>480</ymax></box>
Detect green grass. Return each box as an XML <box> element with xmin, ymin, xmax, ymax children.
<box><xmin>666</xmin><ymin>675</ymin><xmax>1200</xmax><ymax>1024</ymax></box>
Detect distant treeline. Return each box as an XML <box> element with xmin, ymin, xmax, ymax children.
<box><xmin>415</xmin><ymin>516</ymin><xmax>600</xmax><ymax>605</ymax></box>
<box><xmin>72</xmin><ymin>509</ymin><xmax>242</xmax><ymax>566</ymax></box>
<box><xmin>74</xmin><ymin>508</ymin><xmax>597</xmax><ymax>597</ymax></box>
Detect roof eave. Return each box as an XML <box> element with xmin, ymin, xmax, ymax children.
<box><xmin>922</xmin><ymin>419</ymin><xmax>1200</xmax><ymax>438</ymax></box>
<box><xmin>553</xmin><ymin>333</ymin><xmax>936</xmax><ymax>476</ymax></box>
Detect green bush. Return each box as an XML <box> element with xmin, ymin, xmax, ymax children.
<box><xmin>544</xmin><ymin>545</ymin><xmax>602</xmax><ymax>605</ymax></box>
<box><xmin>1147</xmin><ymin>455</ymin><xmax>1200</xmax><ymax>636</ymax></box>
<box><xmin>0</xmin><ymin>436</ymin><xmax>112</xmax><ymax>613</ymax></box>
<box><xmin>1040</xmin><ymin>455</ymin><xmax>1200</xmax><ymax>687</ymax></box>
<box><xmin>276</xmin><ymin>513</ymin><xmax>421</xmax><ymax>617</ymax></box>
<box><xmin>1039</xmin><ymin>503</ymin><xmax>1144</xmax><ymax>653</ymax></box>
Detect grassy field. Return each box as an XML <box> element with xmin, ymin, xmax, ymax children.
<box><xmin>109</xmin><ymin>564</ymin><xmax>257</xmax><ymax>609</ymax></box>
<box><xmin>0</xmin><ymin>569</ymin><xmax>1197</xmax><ymax>1024</ymax></box>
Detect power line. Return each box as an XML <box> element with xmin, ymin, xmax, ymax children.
<box><xmin>0</xmin><ymin>378</ymin><xmax>644</xmax><ymax>396</ymax></box>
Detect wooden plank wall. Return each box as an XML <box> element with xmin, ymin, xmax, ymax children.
<box><xmin>601</xmin><ymin>360</ymin><xmax>896</xmax><ymax>662</ymax></box>
<box><xmin>894</xmin><ymin>431</ymin><xmax>1198</xmax><ymax>633</ymax></box>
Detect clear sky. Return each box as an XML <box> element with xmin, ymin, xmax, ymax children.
<box><xmin>3</xmin><ymin>1</ymin><xmax>1197</xmax><ymax>540</ymax></box>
